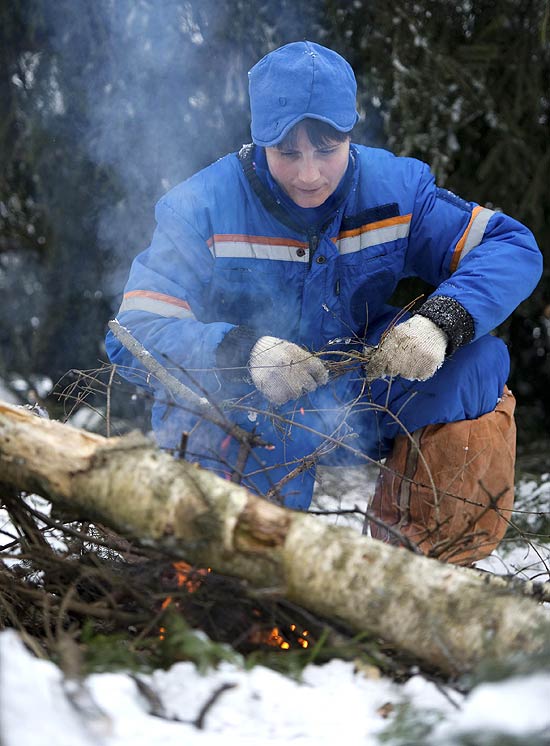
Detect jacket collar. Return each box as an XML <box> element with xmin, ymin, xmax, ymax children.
<box><xmin>238</xmin><ymin>143</ymin><xmax>357</xmax><ymax>235</ymax></box>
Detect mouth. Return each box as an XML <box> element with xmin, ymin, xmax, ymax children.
<box><xmin>291</xmin><ymin>185</ymin><xmax>329</xmax><ymax>207</ymax></box>
<box><xmin>294</xmin><ymin>188</ymin><xmax>327</xmax><ymax>202</ymax></box>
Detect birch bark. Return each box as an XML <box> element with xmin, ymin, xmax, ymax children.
<box><xmin>1</xmin><ymin>400</ymin><xmax>548</xmax><ymax>676</ymax></box>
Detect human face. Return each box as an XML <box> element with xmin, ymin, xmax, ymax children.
<box><xmin>265</xmin><ymin>125</ymin><xmax>350</xmax><ymax>208</ymax></box>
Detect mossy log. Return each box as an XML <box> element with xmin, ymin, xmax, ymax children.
<box><xmin>0</xmin><ymin>400</ymin><xmax>548</xmax><ymax>676</ymax></box>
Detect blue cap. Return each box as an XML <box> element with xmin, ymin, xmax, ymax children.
<box><xmin>248</xmin><ymin>41</ymin><xmax>359</xmax><ymax>147</ymax></box>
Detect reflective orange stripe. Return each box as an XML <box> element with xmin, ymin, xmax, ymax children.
<box><xmin>123</xmin><ymin>290</ymin><xmax>191</xmax><ymax>311</ymax></box>
<box><xmin>336</xmin><ymin>213</ymin><xmax>412</xmax><ymax>240</ymax></box>
<box><xmin>450</xmin><ymin>206</ymin><xmax>484</xmax><ymax>273</ymax></box>
<box><xmin>207</xmin><ymin>234</ymin><xmax>307</xmax><ymax>249</ymax></box>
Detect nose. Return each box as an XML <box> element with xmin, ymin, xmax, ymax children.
<box><xmin>298</xmin><ymin>156</ymin><xmax>321</xmax><ymax>185</ymax></box>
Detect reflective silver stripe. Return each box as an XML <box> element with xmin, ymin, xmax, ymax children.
<box><xmin>457</xmin><ymin>207</ymin><xmax>494</xmax><ymax>265</ymax></box>
<box><xmin>119</xmin><ymin>295</ymin><xmax>195</xmax><ymax>319</ymax></box>
<box><xmin>337</xmin><ymin>222</ymin><xmax>410</xmax><ymax>255</ymax></box>
<box><xmin>209</xmin><ymin>237</ymin><xmax>308</xmax><ymax>262</ymax></box>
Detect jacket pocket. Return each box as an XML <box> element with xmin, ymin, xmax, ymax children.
<box><xmin>338</xmin><ymin>249</ymin><xmax>402</xmax><ymax>331</ymax></box>
<box><xmin>206</xmin><ymin>262</ymin><xmax>304</xmax><ymax>335</ymax></box>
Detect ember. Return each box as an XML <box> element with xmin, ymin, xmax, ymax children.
<box><xmin>173</xmin><ymin>560</ymin><xmax>211</xmax><ymax>592</ymax></box>
<box><xmin>160</xmin><ymin>561</ymin><xmax>212</xmax><ymax>613</ymax></box>
<box><xmin>249</xmin><ymin>621</ymin><xmax>311</xmax><ymax>650</ymax></box>
<box><xmin>159</xmin><ymin>563</ymin><xmax>313</xmax><ymax>653</ymax></box>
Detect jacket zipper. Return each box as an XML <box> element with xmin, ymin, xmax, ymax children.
<box><xmin>307</xmin><ymin>230</ymin><xmax>319</xmax><ymax>268</ymax></box>
<box><xmin>307</xmin><ymin>228</ymin><xmax>341</xmax><ymax>294</ymax></box>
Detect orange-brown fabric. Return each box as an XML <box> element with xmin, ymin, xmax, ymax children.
<box><xmin>368</xmin><ymin>387</ymin><xmax>516</xmax><ymax>565</ymax></box>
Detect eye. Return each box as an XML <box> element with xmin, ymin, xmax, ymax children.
<box><xmin>318</xmin><ymin>147</ymin><xmax>339</xmax><ymax>156</ymax></box>
<box><xmin>279</xmin><ymin>150</ymin><xmax>299</xmax><ymax>159</ymax></box>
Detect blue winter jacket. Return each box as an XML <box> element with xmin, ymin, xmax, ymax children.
<box><xmin>105</xmin><ymin>143</ymin><xmax>542</xmax><ymax>449</ymax></box>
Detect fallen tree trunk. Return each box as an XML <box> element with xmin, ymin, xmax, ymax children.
<box><xmin>0</xmin><ymin>400</ymin><xmax>548</xmax><ymax>677</ymax></box>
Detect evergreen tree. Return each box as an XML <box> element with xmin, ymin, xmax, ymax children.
<box><xmin>1</xmin><ymin>0</ymin><xmax>548</xmax><ymax>431</ymax></box>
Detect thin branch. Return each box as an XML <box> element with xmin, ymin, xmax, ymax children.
<box><xmin>193</xmin><ymin>683</ymin><xmax>238</xmax><ymax>730</ymax></box>
<box><xmin>108</xmin><ymin>320</ymin><xmax>269</xmax><ymax>451</ymax></box>
<box><xmin>108</xmin><ymin>320</ymin><xmax>211</xmax><ymax>414</ymax></box>
<box><xmin>105</xmin><ymin>363</ymin><xmax>116</xmax><ymax>438</ymax></box>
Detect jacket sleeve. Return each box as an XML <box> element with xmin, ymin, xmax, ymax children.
<box><xmin>105</xmin><ymin>195</ymin><xmax>241</xmax><ymax>396</ymax></box>
<box><xmin>404</xmin><ymin>163</ymin><xmax>543</xmax><ymax>352</ymax></box>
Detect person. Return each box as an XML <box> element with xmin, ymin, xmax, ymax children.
<box><xmin>106</xmin><ymin>41</ymin><xmax>542</xmax><ymax>564</ymax></box>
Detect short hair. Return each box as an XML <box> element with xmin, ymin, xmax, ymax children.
<box><xmin>275</xmin><ymin>118</ymin><xmax>352</xmax><ymax>150</ymax></box>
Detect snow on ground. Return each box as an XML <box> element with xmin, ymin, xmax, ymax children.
<box><xmin>2</xmin><ymin>628</ymin><xmax>550</xmax><ymax>745</ymax></box>
<box><xmin>1</xmin><ymin>470</ymin><xmax>550</xmax><ymax>745</ymax></box>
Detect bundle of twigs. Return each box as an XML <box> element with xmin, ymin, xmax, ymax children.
<box><xmin>0</xmin><ymin>488</ymin><xmax>400</xmax><ymax>677</ymax></box>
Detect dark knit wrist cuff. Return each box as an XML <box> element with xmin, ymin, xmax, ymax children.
<box><xmin>216</xmin><ymin>325</ymin><xmax>260</xmax><ymax>382</ymax></box>
<box><xmin>415</xmin><ymin>295</ymin><xmax>475</xmax><ymax>354</ymax></box>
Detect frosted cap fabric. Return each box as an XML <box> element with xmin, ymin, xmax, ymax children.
<box><xmin>248</xmin><ymin>41</ymin><xmax>359</xmax><ymax>147</ymax></box>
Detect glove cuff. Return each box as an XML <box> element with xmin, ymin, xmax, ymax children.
<box><xmin>415</xmin><ymin>295</ymin><xmax>475</xmax><ymax>354</ymax></box>
<box><xmin>216</xmin><ymin>325</ymin><xmax>259</xmax><ymax>382</ymax></box>
<box><xmin>250</xmin><ymin>336</ymin><xmax>284</xmax><ymax>359</ymax></box>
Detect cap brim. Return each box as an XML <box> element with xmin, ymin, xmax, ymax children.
<box><xmin>253</xmin><ymin>111</ymin><xmax>359</xmax><ymax>147</ymax></box>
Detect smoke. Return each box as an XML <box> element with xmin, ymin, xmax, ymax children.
<box><xmin>1</xmin><ymin>0</ymin><xmax>333</xmax><ymax>391</ymax></box>
<box><xmin>40</xmin><ymin>0</ymin><xmax>257</xmax><ymax>298</ymax></box>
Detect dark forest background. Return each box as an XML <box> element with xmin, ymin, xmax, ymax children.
<box><xmin>1</xmin><ymin>0</ymin><xmax>549</xmax><ymax>442</ymax></box>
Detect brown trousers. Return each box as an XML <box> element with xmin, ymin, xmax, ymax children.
<box><xmin>366</xmin><ymin>388</ymin><xmax>516</xmax><ymax>565</ymax></box>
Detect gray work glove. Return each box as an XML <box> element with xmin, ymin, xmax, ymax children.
<box><xmin>249</xmin><ymin>336</ymin><xmax>329</xmax><ymax>406</ymax></box>
<box><xmin>365</xmin><ymin>316</ymin><xmax>448</xmax><ymax>381</ymax></box>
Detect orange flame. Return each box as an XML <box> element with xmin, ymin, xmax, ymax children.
<box><xmin>171</xmin><ymin>560</ymin><xmax>211</xmax><ymax>593</ymax></box>
<box><xmin>159</xmin><ymin>562</ymin><xmax>212</xmax><ymax>638</ymax></box>
<box><xmin>249</xmin><ymin>621</ymin><xmax>310</xmax><ymax>650</ymax></box>
<box><xmin>159</xmin><ymin>567</ymin><xmax>310</xmax><ymax>651</ymax></box>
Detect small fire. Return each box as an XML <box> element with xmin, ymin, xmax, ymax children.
<box><xmin>249</xmin><ymin>621</ymin><xmax>310</xmax><ymax>650</ymax></box>
<box><xmin>160</xmin><ymin>561</ymin><xmax>212</xmax><ymax>615</ymax></box>
<box><xmin>290</xmin><ymin>623</ymin><xmax>310</xmax><ymax>649</ymax></box>
<box><xmin>173</xmin><ymin>560</ymin><xmax>211</xmax><ymax>592</ymax></box>
<box><xmin>268</xmin><ymin>627</ymin><xmax>290</xmax><ymax>650</ymax></box>
<box><xmin>159</xmin><ymin>565</ymin><xmax>311</xmax><ymax>652</ymax></box>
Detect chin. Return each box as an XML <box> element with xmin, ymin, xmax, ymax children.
<box><xmin>297</xmin><ymin>199</ymin><xmax>323</xmax><ymax>208</ymax></box>
<box><xmin>293</xmin><ymin>192</ymin><xmax>327</xmax><ymax>208</ymax></box>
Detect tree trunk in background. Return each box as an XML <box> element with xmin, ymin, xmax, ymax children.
<box><xmin>1</xmin><ymin>400</ymin><xmax>549</xmax><ymax>677</ymax></box>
